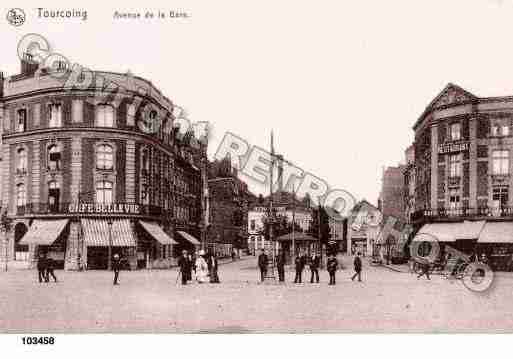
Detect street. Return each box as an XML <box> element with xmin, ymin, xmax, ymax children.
<box><xmin>1</xmin><ymin>256</ymin><xmax>512</xmax><ymax>333</ymax></box>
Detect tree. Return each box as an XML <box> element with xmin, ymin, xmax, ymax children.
<box><xmin>309</xmin><ymin>205</ymin><xmax>332</xmax><ymax>253</ymax></box>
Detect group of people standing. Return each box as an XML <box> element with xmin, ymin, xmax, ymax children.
<box><xmin>178</xmin><ymin>249</ymin><xmax>220</xmax><ymax>285</ymax></box>
<box><xmin>258</xmin><ymin>249</ymin><xmax>364</xmax><ymax>285</ymax></box>
<box><xmin>36</xmin><ymin>252</ymin><xmax>58</xmax><ymax>283</ymax></box>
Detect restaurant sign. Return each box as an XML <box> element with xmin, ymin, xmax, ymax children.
<box><xmin>68</xmin><ymin>203</ymin><xmax>141</xmax><ymax>214</ymax></box>
<box><xmin>438</xmin><ymin>141</ymin><xmax>469</xmax><ymax>154</ymax></box>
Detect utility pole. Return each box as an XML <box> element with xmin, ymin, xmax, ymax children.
<box><xmin>107</xmin><ymin>218</ymin><xmax>113</xmax><ymax>271</ymax></box>
<box><xmin>292</xmin><ymin>182</ymin><xmax>296</xmax><ymax>259</ymax></box>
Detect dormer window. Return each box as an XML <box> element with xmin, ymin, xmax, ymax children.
<box><xmin>48</xmin><ymin>144</ymin><xmax>61</xmax><ymax>171</ymax></box>
<box><xmin>17</xmin><ymin>109</ymin><xmax>27</xmax><ymax>132</ymax></box>
<box><xmin>48</xmin><ymin>103</ymin><xmax>62</xmax><ymax>127</ymax></box>
<box><xmin>450</xmin><ymin>123</ymin><xmax>461</xmax><ymax>141</ymax></box>
<box><xmin>96</xmin><ymin>104</ymin><xmax>114</xmax><ymax>127</ymax></box>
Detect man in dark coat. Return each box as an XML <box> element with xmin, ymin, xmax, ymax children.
<box><xmin>351</xmin><ymin>252</ymin><xmax>362</xmax><ymax>282</ymax></box>
<box><xmin>276</xmin><ymin>249</ymin><xmax>286</xmax><ymax>282</ymax></box>
<box><xmin>208</xmin><ymin>252</ymin><xmax>220</xmax><ymax>283</ymax></box>
<box><xmin>257</xmin><ymin>249</ymin><xmax>268</xmax><ymax>282</ymax></box>
<box><xmin>327</xmin><ymin>253</ymin><xmax>338</xmax><ymax>285</ymax></box>
<box><xmin>309</xmin><ymin>252</ymin><xmax>320</xmax><ymax>283</ymax></box>
<box><xmin>178</xmin><ymin>250</ymin><xmax>190</xmax><ymax>285</ymax></box>
<box><xmin>37</xmin><ymin>252</ymin><xmax>47</xmax><ymax>283</ymax></box>
<box><xmin>294</xmin><ymin>252</ymin><xmax>306</xmax><ymax>283</ymax></box>
<box><xmin>112</xmin><ymin>253</ymin><xmax>121</xmax><ymax>285</ymax></box>
<box><xmin>45</xmin><ymin>256</ymin><xmax>58</xmax><ymax>282</ymax></box>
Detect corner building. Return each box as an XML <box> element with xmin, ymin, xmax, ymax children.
<box><xmin>412</xmin><ymin>83</ymin><xmax>513</xmax><ymax>270</ymax></box>
<box><xmin>0</xmin><ymin>57</ymin><xmax>204</xmax><ymax>270</ymax></box>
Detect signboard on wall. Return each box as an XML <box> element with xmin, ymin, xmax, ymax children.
<box><xmin>438</xmin><ymin>141</ymin><xmax>469</xmax><ymax>154</ymax></box>
<box><xmin>67</xmin><ymin>203</ymin><xmax>141</xmax><ymax>214</ymax></box>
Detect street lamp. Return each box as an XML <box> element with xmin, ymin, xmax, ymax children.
<box><xmin>107</xmin><ymin>218</ymin><xmax>113</xmax><ymax>271</ymax></box>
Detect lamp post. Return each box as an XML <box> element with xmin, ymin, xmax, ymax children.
<box><xmin>107</xmin><ymin>218</ymin><xmax>113</xmax><ymax>271</ymax></box>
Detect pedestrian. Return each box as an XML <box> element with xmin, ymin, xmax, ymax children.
<box><xmin>112</xmin><ymin>253</ymin><xmax>121</xmax><ymax>285</ymax></box>
<box><xmin>231</xmin><ymin>250</ymin><xmax>236</xmax><ymax>262</ymax></box>
<box><xmin>417</xmin><ymin>260</ymin><xmax>431</xmax><ymax>280</ymax></box>
<box><xmin>309</xmin><ymin>252</ymin><xmax>320</xmax><ymax>283</ymax></box>
<box><xmin>351</xmin><ymin>252</ymin><xmax>362</xmax><ymax>282</ymax></box>
<box><xmin>178</xmin><ymin>250</ymin><xmax>190</xmax><ymax>285</ymax></box>
<box><xmin>294</xmin><ymin>252</ymin><xmax>305</xmax><ymax>283</ymax></box>
<box><xmin>45</xmin><ymin>256</ymin><xmax>58</xmax><ymax>282</ymax></box>
<box><xmin>327</xmin><ymin>253</ymin><xmax>338</xmax><ymax>285</ymax></box>
<box><xmin>208</xmin><ymin>252</ymin><xmax>220</xmax><ymax>283</ymax></box>
<box><xmin>37</xmin><ymin>252</ymin><xmax>47</xmax><ymax>283</ymax></box>
<box><xmin>195</xmin><ymin>250</ymin><xmax>209</xmax><ymax>283</ymax></box>
<box><xmin>276</xmin><ymin>249</ymin><xmax>286</xmax><ymax>282</ymax></box>
<box><xmin>257</xmin><ymin>249</ymin><xmax>268</xmax><ymax>282</ymax></box>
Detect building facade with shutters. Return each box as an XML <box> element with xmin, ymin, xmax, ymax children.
<box><xmin>411</xmin><ymin>83</ymin><xmax>513</xmax><ymax>271</ymax></box>
<box><xmin>0</xmin><ymin>56</ymin><xmax>205</xmax><ymax>270</ymax></box>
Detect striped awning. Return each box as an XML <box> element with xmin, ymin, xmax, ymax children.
<box><xmin>177</xmin><ymin>231</ymin><xmax>201</xmax><ymax>246</ymax></box>
<box><xmin>81</xmin><ymin>219</ymin><xmax>136</xmax><ymax>247</ymax></box>
<box><xmin>413</xmin><ymin>221</ymin><xmax>485</xmax><ymax>242</ymax></box>
<box><xmin>139</xmin><ymin>221</ymin><xmax>177</xmax><ymax>245</ymax></box>
<box><xmin>19</xmin><ymin>219</ymin><xmax>69</xmax><ymax>245</ymax></box>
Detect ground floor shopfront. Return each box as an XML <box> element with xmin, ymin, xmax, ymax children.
<box><xmin>412</xmin><ymin>220</ymin><xmax>513</xmax><ymax>271</ymax></box>
<box><xmin>7</xmin><ymin>215</ymin><xmax>202</xmax><ymax>271</ymax></box>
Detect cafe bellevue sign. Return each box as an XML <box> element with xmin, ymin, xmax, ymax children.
<box><xmin>68</xmin><ymin>202</ymin><xmax>141</xmax><ymax>214</ymax></box>
<box><xmin>438</xmin><ymin>141</ymin><xmax>469</xmax><ymax>154</ymax></box>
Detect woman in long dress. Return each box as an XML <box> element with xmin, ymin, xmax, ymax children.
<box><xmin>195</xmin><ymin>250</ymin><xmax>209</xmax><ymax>283</ymax></box>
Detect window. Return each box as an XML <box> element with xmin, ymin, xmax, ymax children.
<box><xmin>450</xmin><ymin>123</ymin><xmax>461</xmax><ymax>141</ymax></box>
<box><xmin>141</xmin><ymin>184</ymin><xmax>149</xmax><ymax>205</ymax></box>
<box><xmin>250</xmin><ymin>219</ymin><xmax>256</xmax><ymax>231</ymax></box>
<box><xmin>491</xmin><ymin>124</ymin><xmax>499</xmax><ymax>137</ymax></box>
<box><xmin>449</xmin><ymin>188</ymin><xmax>460</xmax><ymax>209</ymax></box>
<box><xmin>96</xmin><ymin>181</ymin><xmax>113</xmax><ymax>204</ymax></box>
<box><xmin>16</xmin><ymin>184</ymin><xmax>26</xmax><ymax>207</ymax></box>
<box><xmin>17</xmin><ymin>148</ymin><xmax>27</xmax><ymax>173</ymax></box>
<box><xmin>96</xmin><ymin>144</ymin><xmax>113</xmax><ymax>170</ymax></box>
<box><xmin>48</xmin><ymin>103</ymin><xmax>62</xmax><ymax>127</ymax></box>
<box><xmin>47</xmin><ymin>144</ymin><xmax>61</xmax><ymax>171</ymax></box>
<box><xmin>17</xmin><ymin>109</ymin><xmax>27</xmax><ymax>132</ymax></box>
<box><xmin>503</xmin><ymin>125</ymin><xmax>510</xmax><ymax>137</ymax></box>
<box><xmin>449</xmin><ymin>154</ymin><xmax>461</xmax><ymax>177</ymax></box>
<box><xmin>492</xmin><ymin>150</ymin><xmax>509</xmax><ymax>175</ymax></box>
<box><xmin>96</xmin><ymin>104</ymin><xmax>114</xmax><ymax>127</ymax></box>
<box><xmin>48</xmin><ymin>181</ymin><xmax>60</xmax><ymax>212</ymax></box>
<box><xmin>492</xmin><ymin>187</ymin><xmax>509</xmax><ymax>209</ymax></box>
<box><xmin>141</xmin><ymin>149</ymin><xmax>150</xmax><ymax>175</ymax></box>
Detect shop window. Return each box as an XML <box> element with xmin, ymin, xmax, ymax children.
<box><xmin>492</xmin><ymin>187</ymin><xmax>509</xmax><ymax>209</ymax></box>
<box><xmin>450</xmin><ymin>123</ymin><xmax>461</xmax><ymax>141</ymax></box>
<box><xmin>492</xmin><ymin>150</ymin><xmax>509</xmax><ymax>175</ymax></box>
<box><xmin>96</xmin><ymin>104</ymin><xmax>114</xmax><ymax>127</ymax></box>
<box><xmin>449</xmin><ymin>154</ymin><xmax>461</xmax><ymax>178</ymax></box>
<box><xmin>47</xmin><ymin>144</ymin><xmax>61</xmax><ymax>171</ymax></box>
<box><xmin>96</xmin><ymin>181</ymin><xmax>113</xmax><ymax>204</ymax></box>
<box><xmin>16</xmin><ymin>148</ymin><xmax>27</xmax><ymax>174</ymax></box>
<box><xmin>48</xmin><ymin>181</ymin><xmax>60</xmax><ymax>213</ymax></box>
<box><xmin>48</xmin><ymin>103</ymin><xmax>62</xmax><ymax>127</ymax></box>
<box><xmin>16</xmin><ymin>183</ymin><xmax>26</xmax><ymax>208</ymax></box>
<box><xmin>96</xmin><ymin>144</ymin><xmax>114</xmax><ymax>170</ymax></box>
<box><xmin>17</xmin><ymin>109</ymin><xmax>27</xmax><ymax>132</ymax></box>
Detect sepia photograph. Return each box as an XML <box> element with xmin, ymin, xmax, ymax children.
<box><xmin>1</xmin><ymin>1</ymin><xmax>513</xmax><ymax>357</ymax></box>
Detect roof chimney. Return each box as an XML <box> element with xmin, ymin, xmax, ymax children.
<box><xmin>21</xmin><ymin>52</ymin><xmax>38</xmax><ymax>75</ymax></box>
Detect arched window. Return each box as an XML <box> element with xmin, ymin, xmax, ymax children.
<box><xmin>17</xmin><ymin>148</ymin><xmax>27</xmax><ymax>173</ymax></box>
<box><xmin>16</xmin><ymin>183</ymin><xmax>26</xmax><ymax>207</ymax></box>
<box><xmin>48</xmin><ymin>144</ymin><xmax>61</xmax><ymax>171</ymax></box>
<box><xmin>96</xmin><ymin>181</ymin><xmax>113</xmax><ymax>204</ymax></box>
<box><xmin>96</xmin><ymin>144</ymin><xmax>113</xmax><ymax>170</ymax></box>
<box><xmin>48</xmin><ymin>181</ymin><xmax>60</xmax><ymax>212</ymax></box>
<box><xmin>96</xmin><ymin>104</ymin><xmax>114</xmax><ymax>127</ymax></box>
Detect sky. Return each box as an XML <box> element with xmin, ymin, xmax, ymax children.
<box><xmin>2</xmin><ymin>0</ymin><xmax>513</xmax><ymax>205</ymax></box>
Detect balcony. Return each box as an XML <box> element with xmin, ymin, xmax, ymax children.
<box><xmin>412</xmin><ymin>206</ymin><xmax>513</xmax><ymax>222</ymax></box>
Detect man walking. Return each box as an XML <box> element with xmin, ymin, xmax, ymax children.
<box><xmin>37</xmin><ymin>252</ymin><xmax>47</xmax><ymax>283</ymax></box>
<box><xmin>112</xmin><ymin>253</ymin><xmax>121</xmax><ymax>285</ymax></box>
<box><xmin>351</xmin><ymin>252</ymin><xmax>362</xmax><ymax>282</ymax></box>
<box><xmin>327</xmin><ymin>253</ymin><xmax>338</xmax><ymax>285</ymax></box>
<box><xmin>276</xmin><ymin>249</ymin><xmax>286</xmax><ymax>282</ymax></box>
<box><xmin>258</xmin><ymin>249</ymin><xmax>268</xmax><ymax>282</ymax></box>
<box><xmin>45</xmin><ymin>256</ymin><xmax>58</xmax><ymax>282</ymax></box>
<box><xmin>178</xmin><ymin>250</ymin><xmax>190</xmax><ymax>285</ymax></box>
<box><xmin>309</xmin><ymin>252</ymin><xmax>320</xmax><ymax>283</ymax></box>
<box><xmin>294</xmin><ymin>252</ymin><xmax>305</xmax><ymax>283</ymax></box>
<box><xmin>208</xmin><ymin>252</ymin><xmax>220</xmax><ymax>283</ymax></box>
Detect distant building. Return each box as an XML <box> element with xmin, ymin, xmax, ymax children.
<box><xmin>403</xmin><ymin>145</ymin><xmax>415</xmax><ymax>223</ymax></box>
<box><xmin>347</xmin><ymin>200</ymin><xmax>382</xmax><ymax>257</ymax></box>
<box><xmin>378</xmin><ymin>165</ymin><xmax>406</xmax><ymax>221</ymax></box>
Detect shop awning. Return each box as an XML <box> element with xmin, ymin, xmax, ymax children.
<box><xmin>19</xmin><ymin>219</ymin><xmax>69</xmax><ymax>245</ymax></box>
<box><xmin>478</xmin><ymin>222</ymin><xmax>513</xmax><ymax>243</ymax></box>
<box><xmin>81</xmin><ymin>219</ymin><xmax>136</xmax><ymax>247</ymax></box>
<box><xmin>413</xmin><ymin>221</ymin><xmax>485</xmax><ymax>242</ymax></box>
<box><xmin>177</xmin><ymin>231</ymin><xmax>201</xmax><ymax>246</ymax></box>
<box><xmin>275</xmin><ymin>233</ymin><xmax>319</xmax><ymax>241</ymax></box>
<box><xmin>139</xmin><ymin>221</ymin><xmax>177</xmax><ymax>245</ymax></box>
